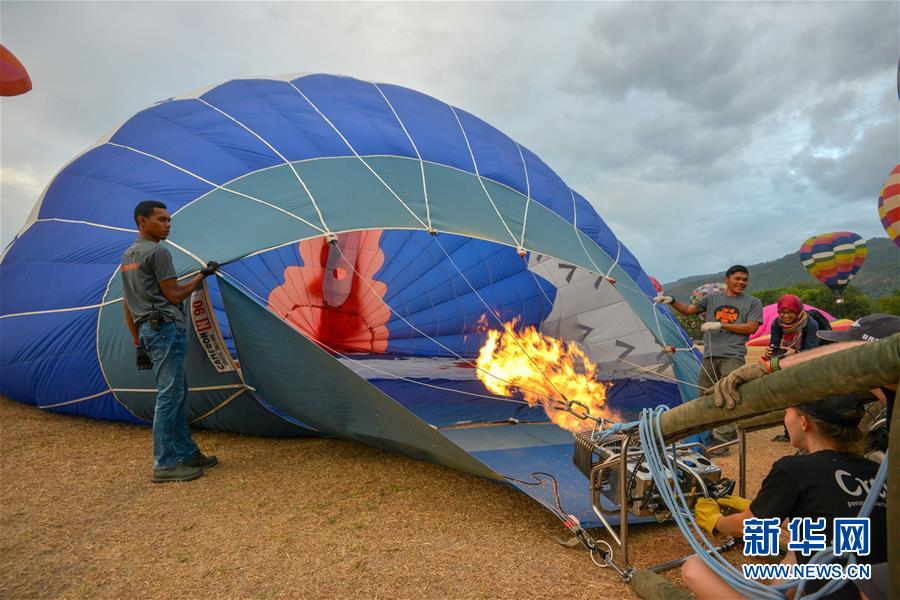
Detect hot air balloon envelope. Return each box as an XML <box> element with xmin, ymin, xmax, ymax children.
<box><xmin>879</xmin><ymin>164</ymin><xmax>900</xmax><ymax>248</ymax></box>
<box><xmin>0</xmin><ymin>44</ymin><xmax>32</xmax><ymax>96</ymax></box>
<box><xmin>0</xmin><ymin>73</ymin><xmax>702</xmax><ymax>528</ymax></box>
<box><xmin>798</xmin><ymin>232</ymin><xmax>867</xmax><ymax>299</ymax></box>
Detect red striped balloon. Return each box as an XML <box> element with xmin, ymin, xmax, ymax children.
<box><xmin>878</xmin><ymin>164</ymin><xmax>900</xmax><ymax>247</ymax></box>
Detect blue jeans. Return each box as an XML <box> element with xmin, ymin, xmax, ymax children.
<box><xmin>139</xmin><ymin>321</ymin><xmax>199</xmax><ymax>469</ymax></box>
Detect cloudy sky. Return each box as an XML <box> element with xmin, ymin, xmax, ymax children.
<box><xmin>1</xmin><ymin>1</ymin><xmax>897</xmax><ymax>281</ymax></box>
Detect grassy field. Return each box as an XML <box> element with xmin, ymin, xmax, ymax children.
<box><xmin>1</xmin><ymin>347</ymin><xmax>792</xmax><ymax>599</ymax></box>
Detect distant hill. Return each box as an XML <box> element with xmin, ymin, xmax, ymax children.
<box><xmin>665</xmin><ymin>237</ymin><xmax>899</xmax><ymax>301</ymax></box>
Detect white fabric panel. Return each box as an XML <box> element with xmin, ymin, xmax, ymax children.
<box><xmin>528</xmin><ymin>254</ymin><xmax>674</xmax><ymax>381</ymax></box>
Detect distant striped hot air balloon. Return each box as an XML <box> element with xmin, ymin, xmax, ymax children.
<box><xmin>878</xmin><ymin>164</ymin><xmax>900</xmax><ymax>247</ymax></box>
<box><xmin>798</xmin><ymin>232</ymin><xmax>868</xmax><ymax>303</ymax></box>
<box><xmin>690</xmin><ymin>282</ymin><xmax>726</xmax><ymax>304</ymax></box>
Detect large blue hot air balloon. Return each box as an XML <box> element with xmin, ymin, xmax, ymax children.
<box><xmin>0</xmin><ymin>74</ymin><xmax>700</xmax><ymax>525</ymax></box>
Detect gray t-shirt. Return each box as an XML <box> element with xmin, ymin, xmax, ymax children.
<box><xmin>120</xmin><ymin>239</ymin><xmax>186</xmax><ymax>327</ymax></box>
<box><xmin>695</xmin><ymin>292</ymin><xmax>763</xmax><ymax>358</ymax></box>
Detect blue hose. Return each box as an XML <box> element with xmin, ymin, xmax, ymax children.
<box><xmin>632</xmin><ymin>406</ymin><xmax>887</xmax><ymax>599</ymax></box>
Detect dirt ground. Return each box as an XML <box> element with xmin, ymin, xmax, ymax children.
<box><xmin>2</xmin><ymin>349</ymin><xmax>796</xmax><ymax>599</ymax></box>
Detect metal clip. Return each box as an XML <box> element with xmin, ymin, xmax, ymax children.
<box><xmin>567</xmin><ymin>399</ymin><xmax>591</xmax><ymax>420</ymax></box>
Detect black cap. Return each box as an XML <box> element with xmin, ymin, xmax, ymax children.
<box><xmin>797</xmin><ymin>393</ymin><xmax>864</xmax><ymax>428</ymax></box>
<box><xmin>817</xmin><ymin>313</ymin><xmax>900</xmax><ymax>343</ymax></box>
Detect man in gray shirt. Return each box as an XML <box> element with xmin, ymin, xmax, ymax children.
<box><xmin>121</xmin><ymin>200</ymin><xmax>219</xmax><ymax>483</ymax></box>
<box><xmin>655</xmin><ymin>265</ymin><xmax>763</xmax><ymax>449</ymax></box>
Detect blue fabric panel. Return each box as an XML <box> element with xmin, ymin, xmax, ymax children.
<box><xmin>375</xmin><ymin>233</ymin><xmax>555</xmax><ymax>352</ymax></box>
<box><xmin>218</xmin><ymin>241</ymin><xmax>303</xmax><ymax>307</ymax></box>
<box><xmin>292</xmin><ymin>75</ymin><xmax>416</xmax><ymax>158</ymax></box>
<box><xmin>520</xmin><ymin>145</ymin><xmax>573</xmax><ymax>224</ymax></box>
<box><xmin>376</xmin><ymin>83</ymin><xmax>474</xmax><ymax>173</ymax></box>
<box><xmin>1</xmin><ymin>263</ymin><xmax>115</xmax><ymax>315</ymax></box>
<box><xmin>37</xmin><ymin>144</ymin><xmax>213</xmax><ymax>229</ymax></box>
<box><xmin>1</xmin><ymin>221</ymin><xmax>132</xmax><ymax>315</ymax></box>
<box><xmin>605</xmin><ymin>379</ymin><xmax>682</xmax><ymax>420</ymax></box>
<box><xmin>456</xmin><ymin>109</ymin><xmax>528</xmax><ymax>195</ymax></box>
<box><xmin>0</xmin><ymin>309</ymin><xmax>110</xmax><ymax>410</ymax></box>
<box><xmin>572</xmin><ymin>192</ymin><xmax>621</xmax><ymax>263</ymax></box>
<box><xmin>200</xmin><ymin>79</ymin><xmax>351</xmax><ymax>162</ymax></box>
<box><xmin>367</xmin><ymin>378</ymin><xmax>547</xmax><ymax>427</ymax></box>
<box><xmin>110</xmin><ymin>99</ymin><xmax>283</xmax><ymax>185</ymax></box>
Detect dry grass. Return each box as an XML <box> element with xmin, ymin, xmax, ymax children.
<box><xmin>1</xmin><ymin>348</ymin><xmax>793</xmax><ymax>599</ymax></box>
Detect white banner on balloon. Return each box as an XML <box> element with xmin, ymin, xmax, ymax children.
<box><xmin>190</xmin><ymin>281</ymin><xmax>235</xmax><ymax>373</ymax></box>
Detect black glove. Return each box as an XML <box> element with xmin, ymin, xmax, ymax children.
<box><xmin>136</xmin><ymin>342</ymin><xmax>153</xmax><ymax>370</ymax></box>
<box><xmin>200</xmin><ymin>261</ymin><xmax>220</xmax><ymax>277</ymax></box>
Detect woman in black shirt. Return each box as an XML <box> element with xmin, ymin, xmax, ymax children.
<box><xmin>682</xmin><ymin>394</ymin><xmax>886</xmax><ymax>599</ymax></box>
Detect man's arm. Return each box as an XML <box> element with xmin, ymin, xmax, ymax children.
<box><xmin>670</xmin><ymin>299</ymin><xmax>701</xmax><ymax>316</ymax></box>
<box><xmin>123</xmin><ymin>300</ymin><xmax>140</xmax><ymax>346</ymax></box>
<box><xmin>158</xmin><ymin>274</ymin><xmax>206</xmax><ymax>305</ymax></box>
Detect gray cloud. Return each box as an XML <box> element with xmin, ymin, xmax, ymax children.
<box><xmin>1</xmin><ymin>1</ymin><xmax>896</xmax><ymax>282</ymax></box>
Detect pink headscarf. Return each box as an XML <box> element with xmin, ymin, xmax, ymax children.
<box><xmin>777</xmin><ymin>294</ymin><xmax>803</xmax><ymax>315</ymax></box>
<box><xmin>776</xmin><ymin>294</ymin><xmax>808</xmax><ymax>350</ymax></box>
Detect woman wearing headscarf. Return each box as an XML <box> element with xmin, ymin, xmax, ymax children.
<box><xmin>764</xmin><ymin>294</ymin><xmax>820</xmax><ymax>359</ymax></box>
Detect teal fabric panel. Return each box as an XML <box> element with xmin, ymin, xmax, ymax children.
<box><xmin>218</xmin><ymin>277</ymin><xmax>499</xmax><ymax>479</ymax></box>
<box><xmin>425</xmin><ymin>162</ymin><xmax>523</xmax><ymax>244</ymax></box>
<box><xmin>167</xmin><ymin>188</ymin><xmax>321</xmax><ymax>266</ymax></box>
<box><xmin>225</xmin><ymin>163</ymin><xmax>323</xmax><ymax>228</ymax></box>
<box><xmin>356</xmin><ymin>156</ymin><xmax>429</xmax><ymax>225</ymax></box>
<box><xmin>295</xmin><ymin>158</ymin><xmax>425</xmax><ymax>231</ymax></box>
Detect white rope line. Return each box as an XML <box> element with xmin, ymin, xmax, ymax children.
<box><xmin>108</xmin><ymin>142</ymin><xmax>324</xmax><ymax>233</ymax></box>
<box><xmin>329</xmin><ymin>241</ymin><xmax>561</xmax><ymax>404</ymax></box>
<box><xmin>34</xmin><ymin>218</ymin><xmax>136</xmax><ymax>233</ymax></box>
<box><xmin>40</xmin><ymin>389</ymin><xmax>113</xmax><ymax>409</ymax></box>
<box><xmin>448</xmin><ymin>106</ymin><xmax>521</xmax><ymax>248</ymax></box>
<box><xmin>217</xmin><ymin>270</ymin><xmax>535</xmax><ymax>407</ymax></box>
<box><xmin>373</xmin><ymin>82</ymin><xmax>433</xmax><ymax>231</ymax></box>
<box><xmin>115</xmin><ymin>384</ymin><xmax>252</xmax><ymax>393</ymax></box>
<box><xmin>0</xmin><ymin>298</ymin><xmax>122</xmax><ymax>320</ymax></box>
<box><xmin>287</xmin><ymin>82</ymin><xmax>429</xmax><ymax>231</ymax></box>
<box><xmin>516</xmin><ymin>144</ymin><xmax>531</xmax><ymax>250</ymax></box>
<box><xmin>189</xmin><ymin>386</ymin><xmax>250</xmax><ymax>423</ymax></box>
